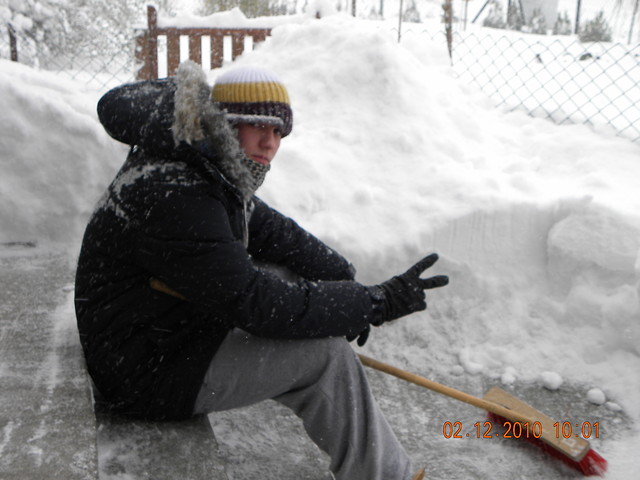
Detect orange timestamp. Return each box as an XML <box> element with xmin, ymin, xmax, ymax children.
<box><xmin>442</xmin><ymin>420</ymin><xmax>600</xmax><ymax>440</ymax></box>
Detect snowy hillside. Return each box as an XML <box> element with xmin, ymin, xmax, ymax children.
<box><xmin>1</xmin><ymin>10</ymin><xmax>638</xmax><ymax>479</ymax></box>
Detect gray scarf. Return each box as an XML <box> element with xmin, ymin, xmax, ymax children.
<box><xmin>242</xmin><ymin>157</ymin><xmax>271</xmax><ymax>192</ymax></box>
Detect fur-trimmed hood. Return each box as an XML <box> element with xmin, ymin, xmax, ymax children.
<box><xmin>97</xmin><ymin>61</ymin><xmax>256</xmax><ymax>201</ymax></box>
<box><xmin>172</xmin><ymin>61</ymin><xmax>256</xmax><ymax>200</ymax></box>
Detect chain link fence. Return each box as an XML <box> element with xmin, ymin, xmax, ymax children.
<box><xmin>2</xmin><ymin>19</ymin><xmax>638</xmax><ymax>144</ymax></box>
<box><xmin>450</xmin><ymin>29</ymin><xmax>640</xmax><ymax>144</ymax></box>
<box><xmin>1</xmin><ymin>23</ymin><xmax>139</xmax><ymax>92</ymax></box>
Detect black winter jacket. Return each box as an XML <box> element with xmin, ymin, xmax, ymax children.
<box><xmin>75</xmin><ymin>63</ymin><xmax>374</xmax><ymax>420</ymax></box>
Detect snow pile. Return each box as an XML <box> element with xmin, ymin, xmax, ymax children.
<box><xmin>0</xmin><ymin>60</ymin><xmax>126</xmax><ymax>244</ymax></box>
<box><xmin>1</xmin><ymin>11</ymin><xmax>639</xmax><ymax>477</ymax></box>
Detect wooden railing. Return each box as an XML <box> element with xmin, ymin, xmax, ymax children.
<box><xmin>135</xmin><ymin>5</ymin><xmax>271</xmax><ymax>80</ymax></box>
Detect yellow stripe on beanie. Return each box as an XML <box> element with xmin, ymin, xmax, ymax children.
<box><xmin>212</xmin><ymin>81</ymin><xmax>290</xmax><ymax>105</ymax></box>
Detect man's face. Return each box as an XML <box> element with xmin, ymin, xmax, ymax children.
<box><xmin>236</xmin><ymin>123</ymin><xmax>282</xmax><ymax>166</ymax></box>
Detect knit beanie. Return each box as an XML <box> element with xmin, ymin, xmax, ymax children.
<box><xmin>211</xmin><ymin>66</ymin><xmax>293</xmax><ymax>137</ymax></box>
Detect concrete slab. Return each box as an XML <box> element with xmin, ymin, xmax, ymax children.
<box><xmin>0</xmin><ymin>247</ymin><xmax>98</xmax><ymax>480</ymax></box>
<box><xmin>95</xmin><ymin>410</ymin><xmax>229</xmax><ymax>480</ymax></box>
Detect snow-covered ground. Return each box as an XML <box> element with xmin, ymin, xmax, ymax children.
<box><xmin>1</xmin><ymin>8</ymin><xmax>639</xmax><ymax>479</ymax></box>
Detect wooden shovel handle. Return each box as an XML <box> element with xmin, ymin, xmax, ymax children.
<box><xmin>358</xmin><ymin>354</ymin><xmax>534</xmax><ymax>424</ymax></box>
<box><xmin>150</xmin><ymin>278</ymin><xmax>186</xmax><ymax>300</ymax></box>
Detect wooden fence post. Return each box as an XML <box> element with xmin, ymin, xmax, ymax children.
<box><xmin>231</xmin><ymin>33</ymin><xmax>244</xmax><ymax>60</ymax></box>
<box><xmin>166</xmin><ymin>30</ymin><xmax>180</xmax><ymax>76</ymax></box>
<box><xmin>210</xmin><ymin>33</ymin><xmax>224</xmax><ymax>69</ymax></box>
<box><xmin>146</xmin><ymin>5</ymin><xmax>159</xmax><ymax>79</ymax></box>
<box><xmin>135</xmin><ymin>5</ymin><xmax>159</xmax><ymax>80</ymax></box>
<box><xmin>189</xmin><ymin>34</ymin><xmax>202</xmax><ymax>64</ymax></box>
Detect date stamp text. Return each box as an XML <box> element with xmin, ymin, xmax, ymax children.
<box><xmin>442</xmin><ymin>420</ymin><xmax>600</xmax><ymax>440</ymax></box>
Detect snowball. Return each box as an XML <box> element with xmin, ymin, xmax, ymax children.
<box><xmin>501</xmin><ymin>367</ymin><xmax>517</xmax><ymax>385</ymax></box>
<box><xmin>586</xmin><ymin>388</ymin><xmax>606</xmax><ymax>405</ymax></box>
<box><xmin>458</xmin><ymin>349</ymin><xmax>483</xmax><ymax>375</ymax></box>
<box><xmin>540</xmin><ymin>371</ymin><xmax>563</xmax><ymax>390</ymax></box>
<box><xmin>605</xmin><ymin>401</ymin><xmax>622</xmax><ymax>412</ymax></box>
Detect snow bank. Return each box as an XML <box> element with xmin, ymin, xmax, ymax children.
<box><xmin>0</xmin><ymin>59</ymin><xmax>126</xmax><ymax>245</ymax></box>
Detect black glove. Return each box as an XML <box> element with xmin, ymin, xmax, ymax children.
<box><xmin>367</xmin><ymin>253</ymin><xmax>449</xmax><ymax>325</ymax></box>
<box><xmin>347</xmin><ymin>324</ymin><xmax>370</xmax><ymax>347</ymax></box>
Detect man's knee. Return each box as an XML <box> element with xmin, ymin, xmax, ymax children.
<box><xmin>308</xmin><ymin>336</ymin><xmax>356</xmax><ymax>365</ymax></box>
<box><xmin>299</xmin><ymin>336</ymin><xmax>362</xmax><ymax>384</ymax></box>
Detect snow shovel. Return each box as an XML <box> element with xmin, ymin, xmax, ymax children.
<box><xmin>357</xmin><ymin>354</ymin><xmax>607</xmax><ymax>476</ymax></box>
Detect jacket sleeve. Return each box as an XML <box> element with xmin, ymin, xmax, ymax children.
<box><xmin>247</xmin><ymin>197</ymin><xmax>356</xmax><ymax>282</ymax></box>
<box><xmin>134</xmin><ymin>189</ymin><xmax>372</xmax><ymax>339</ymax></box>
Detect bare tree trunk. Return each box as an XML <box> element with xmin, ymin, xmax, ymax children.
<box><xmin>629</xmin><ymin>0</ymin><xmax>639</xmax><ymax>43</ymax></box>
<box><xmin>397</xmin><ymin>0</ymin><xmax>404</xmax><ymax>41</ymax></box>
<box><xmin>8</xmin><ymin>23</ymin><xmax>18</xmax><ymax>62</ymax></box>
<box><xmin>443</xmin><ymin>0</ymin><xmax>453</xmax><ymax>65</ymax></box>
<box><xmin>575</xmin><ymin>0</ymin><xmax>582</xmax><ymax>34</ymax></box>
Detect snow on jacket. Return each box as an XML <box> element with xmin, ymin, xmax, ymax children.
<box><xmin>74</xmin><ymin>63</ymin><xmax>374</xmax><ymax>420</ymax></box>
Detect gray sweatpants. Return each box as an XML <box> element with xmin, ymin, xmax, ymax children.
<box><xmin>193</xmin><ymin>329</ymin><xmax>413</xmax><ymax>480</ymax></box>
